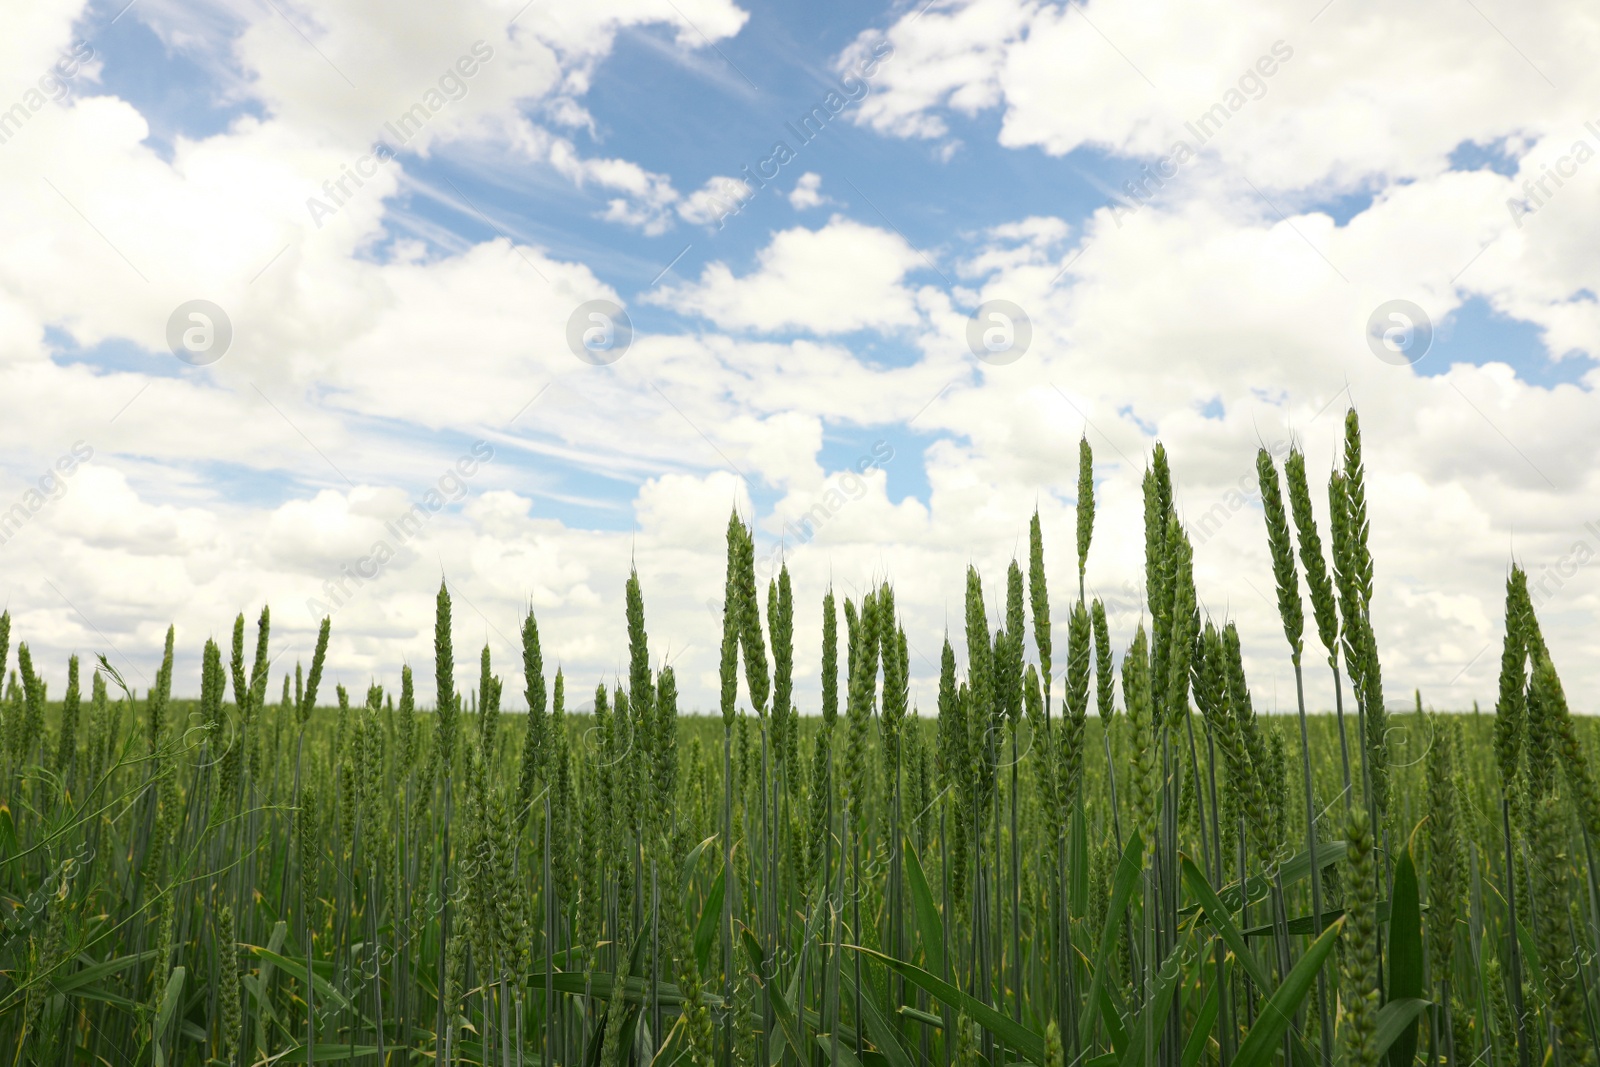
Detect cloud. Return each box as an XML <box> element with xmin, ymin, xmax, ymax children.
<box><xmin>842</xmin><ymin>0</ymin><xmax>1598</xmax><ymax>192</ymax></box>
<box><xmin>7</xmin><ymin>0</ymin><xmax>1600</xmax><ymax>718</ymax></box>
<box><xmin>650</xmin><ymin>216</ymin><xmax>928</xmax><ymax>334</ymax></box>
<box><xmin>678</xmin><ymin>175</ymin><xmax>756</xmax><ymax>228</ymax></box>
<box><xmin>788</xmin><ymin>171</ymin><xmax>828</xmax><ymax>209</ymax></box>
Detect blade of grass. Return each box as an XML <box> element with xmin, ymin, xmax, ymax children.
<box><xmin>1232</xmin><ymin>917</ymin><xmax>1344</xmax><ymax>1067</ymax></box>
<box><xmin>906</xmin><ymin>841</ymin><xmax>945</xmax><ymax>977</ymax></box>
<box><xmin>1076</xmin><ymin>829</ymin><xmax>1143</xmax><ymax>1042</ymax></box>
<box><xmin>1373</xmin><ymin>998</ymin><xmax>1431</xmax><ymax>1060</ymax></box>
<box><xmin>1386</xmin><ymin>832</ymin><xmax>1424</xmax><ymax>1067</ymax></box>
<box><xmin>1181</xmin><ymin>961</ymin><xmax>1226</xmax><ymax>1067</ymax></box>
<box><xmin>842</xmin><ymin>944</ymin><xmax>1045</xmax><ymax>1063</ymax></box>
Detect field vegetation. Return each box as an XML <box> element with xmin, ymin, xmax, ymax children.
<box><xmin>2</xmin><ymin>410</ymin><xmax>1597</xmax><ymax>1067</ymax></box>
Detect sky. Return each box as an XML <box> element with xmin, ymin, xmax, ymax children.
<box><xmin>3</xmin><ymin>0</ymin><xmax>1599</xmax><ymax>716</ymax></box>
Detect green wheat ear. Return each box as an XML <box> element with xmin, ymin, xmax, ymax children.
<box><xmin>1493</xmin><ymin>569</ymin><xmax>1527</xmax><ymax>791</ymax></box>
<box><xmin>965</xmin><ymin>565</ymin><xmax>992</xmax><ymax>733</ymax></box>
<box><xmin>998</xmin><ymin>565</ymin><xmax>1024</xmax><ymax>730</ymax></box>
<box><xmin>935</xmin><ymin>637</ymin><xmax>963</xmax><ymax>792</ymax></box>
<box><xmin>1162</xmin><ymin>515</ymin><xmax>1198</xmax><ymax>725</ymax></box>
<box><xmin>1285</xmin><ymin>448</ymin><xmax>1338</xmax><ymax>664</ymax></box>
<box><xmin>302</xmin><ymin>616</ymin><xmax>330</xmax><ymax>729</ymax></box>
<box><xmin>770</xmin><ymin>564</ymin><xmax>795</xmax><ymax>768</ymax></box>
<box><xmin>200</xmin><ymin>637</ymin><xmax>224</xmax><ymax>731</ymax></box>
<box><xmin>1029</xmin><ymin>508</ymin><xmax>1052</xmax><ymax>706</ymax></box>
<box><xmin>517</xmin><ymin>609</ymin><xmax>545</xmax><ymax>810</ymax></box>
<box><xmin>217</xmin><ymin>903</ymin><xmax>241</xmax><ymax>1067</ymax></box>
<box><xmin>1529</xmin><ymin>789</ymin><xmax>1593</xmax><ymax>1064</ymax></box>
<box><xmin>1425</xmin><ymin>714</ymin><xmax>1463</xmax><ymax>996</ymax></box>
<box><xmin>1058</xmin><ymin>600</ymin><xmax>1090</xmax><ymax>805</ymax></box>
<box><xmin>397</xmin><ymin>664</ymin><xmax>416</xmax><ymax>774</ymax></box>
<box><xmin>249</xmin><ymin>605</ymin><xmax>271</xmax><ymax>705</ymax></box>
<box><xmin>1343</xmin><ymin>408</ymin><xmax>1374</xmax><ymax>604</ymax></box>
<box><xmin>1122</xmin><ymin>625</ymin><xmax>1157</xmax><ymax>854</ymax></box>
<box><xmin>1257</xmin><ymin>447</ymin><xmax>1304</xmax><ymax>662</ymax></box>
<box><xmin>1091</xmin><ymin>598</ymin><xmax>1114</xmax><ymax>723</ymax></box>
<box><xmin>229</xmin><ymin>613</ymin><xmax>247</xmax><ymax>715</ymax></box>
<box><xmin>1340</xmin><ymin>805</ymin><xmax>1380</xmax><ymax>1067</ymax></box>
<box><xmin>1076</xmin><ymin>434</ymin><xmax>1094</xmax><ymax>597</ymax></box>
<box><xmin>733</xmin><ymin>518</ymin><xmax>769</xmax><ymax>717</ymax></box>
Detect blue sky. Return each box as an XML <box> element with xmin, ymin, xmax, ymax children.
<box><xmin>107</xmin><ymin>0</ymin><xmax>1581</xmax><ymax>523</ymax></box>
<box><xmin>6</xmin><ymin>0</ymin><xmax>1600</xmax><ymax>708</ymax></box>
<box><xmin>83</xmin><ymin>0</ymin><xmax>1574</xmax><ymax>401</ymax></box>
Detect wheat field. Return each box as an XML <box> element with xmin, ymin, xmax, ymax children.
<box><xmin>2</xmin><ymin>408</ymin><xmax>1596</xmax><ymax>1067</ymax></box>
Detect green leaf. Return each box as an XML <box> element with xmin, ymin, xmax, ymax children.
<box><xmin>742</xmin><ymin>926</ymin><xmax>807</xmax><ymax>1064</ymax></box>
<box><xmin>683</xmin><ymin>832</ymin><xmax>719</xmax><ymax>883</ymax></box>
<box><xmin>897</xmin><ymin>1005</ymin><xmax>943</xmax><ymax>1029</ymax></box>
<box><xmin>241</xmin><ymin>974</ymin><xmax>288</xmax><ymax>1042</ymax></box>
<box><xmin>840</xmin><ymin>961</ymin><xmax>916</xmax><ymax>1067</ymax></box>
<box><xmin>153</xmin><ymin>965</ymin><xmax>185</xmax><ymax>1065</ymax></box>
<box><xmin>695</xmin><ymin>864</ymin><xmax>726</xmax><ymax>972</ymax></box>
<box><xmin>1242</xmin><ymin>898</ymin><xmax>1398</xmax><ymax>938</ymax></box>
<box><xmin>1515</xmin><ymin>917</ymin><xmax>1544</xmax><ymax>1004</ymax></box>
<box><xmin>1117</xmin><ymin>934</ymin><xmax>1189</xmax><ymax>1067</ymax></box>
<box><xmin>49</xmin><ymin>950</ymin><xmax>155</xmax><ymax>995</ymax></box>
<box><xmin>0</xmin><ymin>804</ymin><xmax>16</xmax><ymax>860</ymax></box>
<box><xmin>525</xmin><ymin>969</ymin><xmax>712</xmax><ymax>1007</ymax></box>
<box><xmin>580</xmin><ymin>920</ymin><xmax>654</xmax><ymax>1067</ymax></box>
<box><xmin>815</xmin><ymin>1035</ymin><xmax>867</xmax><ymax>1067</ymax></box>
<box><xmin>1373</xmin><ymin>998</ymin><xmax>1431</xmax><ymax>1059</ymax></box>
<box><xmin>1232</xmin><ymin>916</ymin><xmax>1343</xmax><ymax>1067</ymax></box>
<box><xmin>58</xmin><ymin>981</ymin><xmax>140</xmax><ymax>1012</ymax></box>
<box><xmin>1181</xmin><ymin>962</ymin><xmax>1226</xmax><ymax>1067</ymax></box>
<box><xmin>1096</xmin><ymin>980</ymin><xmax>1128</xmax><ymax>1056</ymax></box>
<box><xmin>843</xmin><ymin>944</ymin><xmax>1045</xmax><ymax>1064</ymax></box>
<box><xmin>253</xmin><ymin>921</ymin><xmax>291</xmax><ymax>1056</ymax></box>
<box><xmin>1184</xmin><ymin>841</ymin><xmax>1349</xmax><ymax>915</ymax></box>
<box><xmin>264</xmin><ymin>1044</ymin><xmax>382</xmax><ymax>1064</ymax></box>
<box><xmin>785</xmin><ymin>880</ymin><xmax>828</xmax><ymax>1061</ymax></box>
<box><xmin>905</xmin><ymin>840</ymin><xmax>945</xmax><ymax>978</ymax></box>
<box><xmin>158</xmin><ymin>965</ymin><xmax>185</xmax><ymax>1026</ymax></box>
<box><xmin>247</xmin><ymin>946</ymin><xmax>357</xmax><ymax>1017</ymax></box>
<box><xmin>1179</xmin><ymin>856</ymin><xmax>1272</xmax><ymax>997</ymax></box>
<box><xmin>1077</xmin><ymin>829</ymin><xmax>1143</xmax><ymax>1044</ymax></box>
<box><xmin>1070</xmin><ymin>804</ymin><xmax>1090</xmax><ymax>918</ymax></box>
<box><xmin>1386</xmin><ymin>834</ymin><xmax>1424</xmax><ymax>1067</ymax></box>
<box><xmin>1180</xmin><ymin>854</ymin><xmax>1320</xmax><ymax>1067</ymax></box>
